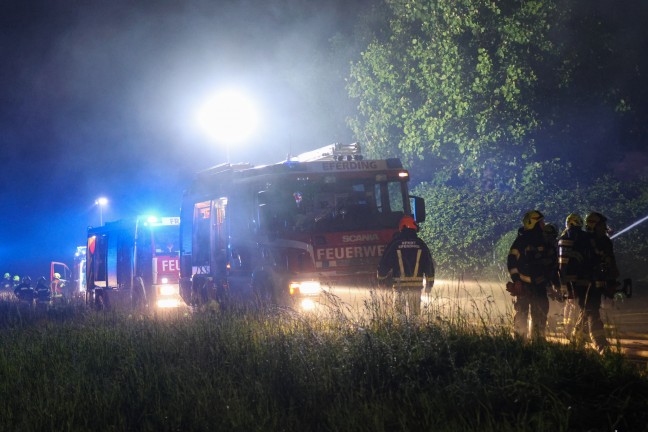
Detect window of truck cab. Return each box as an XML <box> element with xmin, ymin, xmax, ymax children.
<box><xmin>260</xmin><ymin>178</ymin><xmax>407</xmax><ymax>232</ymax></box>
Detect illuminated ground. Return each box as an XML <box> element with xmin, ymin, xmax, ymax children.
<box><xmin>318</xmin><ymin>278</ymin><xmax>648</xmax><ymax>361</ymax></box>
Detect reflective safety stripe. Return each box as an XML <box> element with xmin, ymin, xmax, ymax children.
<box><xmin>413</xmin><ymin>249</ymin><xmax>421</xmax><ymax>276</ymax></box>
<box><xmin>397</xmin><ymin>249</ymin><xmax>405</xmax><ymax>278</ymax></box>
<box><xmin>395</xmin><ymin>249</ymin><xmax>424</xmax><ymax>287</ymax></box>
<box><xmin>595</xmin><ymin>281</ymin><xmax>607</xmax><ymax>288</ymax></box>
<box><xmin>559</xmin><ymin>257</ymin><xmax>570</xmax><ymax>264</ymax></box>
<box><xmin>397</xmin><ymin>279</ymin><xmax>424</xmax><ymax>287</ymax></box>
<box><xmin>558</xmin><ymin>239</ymin><xmax>574</xmax><ymax>247</ymax></box>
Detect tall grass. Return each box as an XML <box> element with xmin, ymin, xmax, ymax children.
<box><xmin>0</xmin><ymin>293</ymin><xmax>646</xmax><ymax>431</ymax></box>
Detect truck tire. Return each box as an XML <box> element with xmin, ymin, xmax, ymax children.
<box><xmin>192</xmin><ymin>275</ymin><xmax>209</xmax><ymax>306</ymax></box>
<box><xmin>94</xmin><ymin>288</ymin><xmax>109</xmax><ymax>311</ymax></box>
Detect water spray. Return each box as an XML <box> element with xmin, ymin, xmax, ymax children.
<box><xmin>610</xmin><ymin>214</ymin><xmax>648</xmax><ymax>239</ymax></box>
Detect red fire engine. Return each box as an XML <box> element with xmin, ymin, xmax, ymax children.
<box><xmin>85</xmin><ymin>216</ymin><xmax>184</xmax><ymax>310</ymax></box>
<box><xmin>179</xmin><ymin>143</ymin><xmax>425</xmax><ymax>310</ymax></box>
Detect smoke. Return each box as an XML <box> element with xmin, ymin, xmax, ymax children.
<box><xmin>0</xmin><ymin>0</ymin><xmax>369</xmax><ymax>273</ymax></box>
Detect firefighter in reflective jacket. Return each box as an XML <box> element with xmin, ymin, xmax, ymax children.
<box><xmin>507</xmin><ymin>210</ymin><xmax>560</xmax><ymax>338</ymax></box>
<box><xmin>377</xmin><ymin>215</ymin><xmax>434</xmax><ymax>316</ymax></box>
<box><xmin>578</xmin><ymin>212</ymin><xmax>619</xmax><ymax>353</ymax></box>
<box><xmin>14</xmin><ymin>276</ymin><xmax>35</xmax><ymax>305</ymax></box>
<box><xmin>557</xmin><ymin>213</ymin><xmax>591</xmax><ymax>337</ymax></box>
<box><xmin>51</xmin><ymin>272</ymin><xmax>64</xmax><ymax>298</ymax></box>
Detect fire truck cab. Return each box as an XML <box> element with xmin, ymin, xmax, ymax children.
<box><xmin>179</xmin><ymin>143</ymin><xmax>425</xmax><ymax>310</ymax></box>
<box><xmin>49</xmin><ymin>246</ymin><xmax>86</xmax><ymax>300</ymax></box>
<box><xmin>85</xmin><ymin>216</ymin><xmax>184</xmax><ymax>311</ymax></box>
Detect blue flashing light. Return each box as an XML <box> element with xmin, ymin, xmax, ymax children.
<box><xmin>284</xmin><ymin>160</ymin><xmax>304</xmax><ymax>170</ymax></box>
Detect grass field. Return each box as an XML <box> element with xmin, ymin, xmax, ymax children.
<box><xmin>0</xmin><ymin>292</ymin><xmax>647</xmax><ymax>432</ymax></box>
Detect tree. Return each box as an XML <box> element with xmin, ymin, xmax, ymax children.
<box><xmin>346</xmin><ymin>0</ymin><xmax>648</xmax><ymax>277</ymax></box>
<box><xmin>348</xmin><ymin>0</ymin><xmax>563</xmax><ymax>186</ymax></box>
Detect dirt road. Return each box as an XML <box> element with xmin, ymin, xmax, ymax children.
<box><xmin>327</xmin><ymin>278</ymin><xmax>648</xmax><ymax>362</ymax></box>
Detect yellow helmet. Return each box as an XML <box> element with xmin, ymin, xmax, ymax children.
<box><xmin>585</xmin><ymin>212</ymin><xmax>607</xmax><ymax>232</ymax></box>
<box><xmin>565</xmin><ymin>213</ymin><xmax>583</xmax><ymax>228</ymax></box>
<box><xmin>522</xmin><ymin>210</ymin><xmax>544</xmax><ymax>230</ymax></box>
<box><xmin>54</xmin><ymin>273</ymin><xmax>61</xmax><ymax>279</ymax></box>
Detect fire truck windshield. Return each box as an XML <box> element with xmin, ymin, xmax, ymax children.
<box><xmin>264</xmin><ymin>178</ymin><xmax>407</xmax><ymax>233</ymax></box>
<box><xmin>152</xmin><ymin>225</ymin><xmax>179</xmax><ymax>256</ymax></box>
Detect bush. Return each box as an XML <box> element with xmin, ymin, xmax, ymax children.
<box><xmin>411</xmin><ymin>167</ymin><xmax>648</xmax><ymax>282</ymax></box>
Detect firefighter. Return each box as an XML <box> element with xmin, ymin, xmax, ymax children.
<box><xmin>51</xmin><ymin>272</ymin><xmax>64</xmax><ymax>298</ymax></box>
<box><xmin>575</xmin><ymin>212</ymin><xmax>619</xmax><ymax>353</ymax></box>
<box><xmin>35</xmin><ymin>276</ymin><xmax>52</xmax><ymax>305</ymax></box>
<box><xmin>507</xmin><ymin>210</ymin><xmax>560</xmax><ymax>339</ymax></box>
<box><xmin>377</xmin><ymin>215</ymin><xmax>434</xmax><ymax>317</ymax></box>
<box><xmin>2</xmin><ymin>273</ymin><xmax>11</xmax><ymax>290</ymax></box>
<box><xmin>557</xmin><ymin>213</ymin><xmax>591</xmax><ymax>338</ymax></box>
<box><xmin>14</xmin><ymin>276</ymin><xmax>35</xmax><ymax>305</ymax></box>
<box><xmin>12</xmin><ymin>275</ymin><xmax>20</xmax><ymax>289</ymax></box>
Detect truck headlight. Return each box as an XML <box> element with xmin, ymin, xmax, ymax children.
<box><xmin>159</xmin><ymin>284</ymin><xmax>179</xmax><ymax>297</ymax></box>
<box><xmin>289</xmin><ymin>280</ymin><xmax>321</xmax><ymax>296</ymax></box>
<box><xmin>157</xmin><ymin>298</ymin><xmax>180</xmax><ymax>308</ymax></box>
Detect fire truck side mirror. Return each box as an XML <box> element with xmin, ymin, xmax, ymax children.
<box><xmin>410</xmin><ymin>196</ymin><xmax>426</xmax><ymax>224</ymax></box>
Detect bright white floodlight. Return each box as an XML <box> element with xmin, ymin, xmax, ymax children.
<box><xmin>196</xmin><ymin>88</ymin><xmax>259</xmax><ymax>148</ymax></box>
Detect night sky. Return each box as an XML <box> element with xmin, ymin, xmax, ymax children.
<box><xmin>0</xmin><ymin>0</ymin><xmax>367</xmax><ymax>277</ymax></box>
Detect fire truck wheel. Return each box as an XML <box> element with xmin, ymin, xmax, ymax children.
<box><xmin>192</xmin><ymin>275</ymin><xmax>210</xmax><ymax>306</ymax></box>
<box><xmin>94</xmin><ymin>289</ymin><xmax>109</xmax><ymax>311</ymax></box>
<box><xmin>253</xmin><ymin>275</ymin><xmax>275</xmax><ymax>305</ymax></box>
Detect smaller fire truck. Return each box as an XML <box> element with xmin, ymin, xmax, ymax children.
<box><xmin>85</xmin><ymin>216</ymin><xmax>184</xmax><ymax>311</ymax></box>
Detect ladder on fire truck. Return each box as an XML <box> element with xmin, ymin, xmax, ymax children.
<box><xmin>288</xmin><ymin>142</ymin><xmax>364</xmax><ymax>163</ymax></box>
